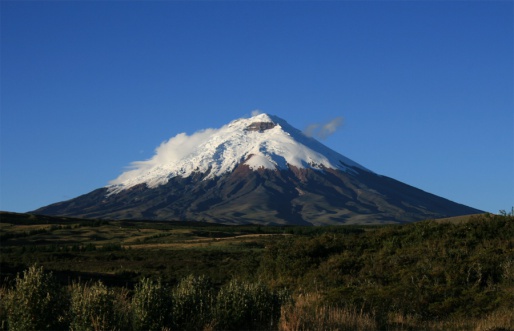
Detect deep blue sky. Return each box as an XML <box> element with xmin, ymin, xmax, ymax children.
<box><xmin>1</xmin><ymin>1</ymin><xmax>513</xmax><ymax>214</ymax></box>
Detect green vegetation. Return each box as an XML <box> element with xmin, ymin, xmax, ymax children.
<box><xmin>131</xmin><ymin>278</ymin><xmax>171</xmax><ymax>331</ymax></box>
<box><xmin>0</xmin><ymin>265</ymin><xmax>285</xmax><ymax>331</ymax></box>
<box><xmin>3</xmin><ymin>265</ymin><xmax>68</xmax><ymax>331</ymax></box>
<box><xmin>214</xmin><ymin>278</ymin><xmax>285</xmax><ymax>330</ymax></box>
<box><xmin>1</xmin><ymin>211</ymin><xmax>513</xmax><ymax>330</ymax></box>
<box><xmin>69</xmin><ymin>280</ymin><xmax>130</xmax><ymax>331</ymax></box>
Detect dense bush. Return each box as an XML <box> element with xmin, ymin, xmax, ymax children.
<box><xmin>69</xmin><ymin>281</ymin><xmax>130</xmax><ymax>331</ymax></box>
<box><xmin>3</xmin><ymin>265</ymin><xmax>68</xmax><ymax>331</ymax></box>
<box><xmin>131</xmin><ymin>278</ymin><xmax>171</xmax><ymax>331</ymax></box>
<box><xmin>260</xmin><ymin>213</ymin><xmax>514</xmax><ymax>324</ymax></box>
<box><xmin>172</xmin><ymin>275</ymin><xmax>213</xmax><ymax>330</ymax></box>
<box><xmin>0</xmin><ymin>265</ymin><xmax>287</xmax><ymax>330</ymax></box>
<box><xmin>214</xmin><ymin>279</ymin><xmax>284</xmax><ymax>330</ymax></box>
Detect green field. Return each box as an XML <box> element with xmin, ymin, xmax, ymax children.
<box><xmin>1</xmin><ymin>212</ymin><xmax>274</xmax><ymax>285</ymax></box>
<box><xmin>1</xmin><ymin>211</ymin><xmax>513</xmax><ymax>330</ymax></box>
<box><xmin>0</xmin><ymin>212</ymin><xmax>363</xmax><ymax>285</ymax></box>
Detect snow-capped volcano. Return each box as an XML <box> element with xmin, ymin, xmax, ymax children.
<box><xmin>108</xmin><ymin>113</ymin><xmax>367</xmax><ymax>194</ymax></box>
<box><xmin>33</xmin><ymin>113</ymin><xmax>483</xmax><ymax>225</ymax></box>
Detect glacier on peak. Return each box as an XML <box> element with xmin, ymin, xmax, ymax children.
<box><xmin>107</xmin><ymin>113</ymin><xmax>369</xmax><ymax>194</ymax></box>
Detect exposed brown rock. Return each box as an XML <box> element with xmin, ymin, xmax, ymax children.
<box><xmin>246</xmin><ymin>122</ymin><xmax>276</xmax><ymax>132</ymax></box>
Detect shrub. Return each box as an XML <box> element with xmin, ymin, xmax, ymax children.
<box><xmin>131</xmin><ymin>278</ymin><xmax>171</xmax><ymax>331</ymax></box>
<box><xmin>214</xmin><ymin>279</ymin><xmax>283</xmax><ymax>330</ymax></box>
<box><xmin>172</xmin><ymin>275</ymin><xmax>213</xmax><ymax>330</ymax></box>
<box><xmin>4</xmin><ymin>265</ymin><xmax>68</xmax><ymax>331</ymax></box>
<box><xmin>69</xmin><ymin>280</ymin><xmax>129</xmax><ymax>331</ymax></box>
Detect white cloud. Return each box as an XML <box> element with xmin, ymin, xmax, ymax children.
<box><xmin>109</xmin><ymin>128</ymin><xmax>218</xmax><ymax>185</ymax></box>
<box><xmin>319</xmin><ymin>117</ymin><xmax>343</xmax><ymax>139</ymax></box>
<box><xmin>303</xmin><ymin>116</ymin><xmax>344</xmax><ymax>140</ymax></box>
<box><xmin>303</xmin><ymin>123</ymin><xmax>320</xmax><ymax>138</ymax></box>
<box><xmin>251</xmin><ymin>109</ymin><xmax>263</xmax><ymax>117</ymax></box>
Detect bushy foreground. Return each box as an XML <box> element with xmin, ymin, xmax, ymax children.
<box><xmin>0</xmin><ymin>265</ymin><xmax>286</xmax><ymax>331</ymax></box>
<box><xmin>1</xmin><ymin>213</ymin><xmax>514</xmax><ymax>330</ymax></box>
<box><xmin>2</xmin><ymin>264</ymin><xmax>514</xmax><ymax>331</ymax></box>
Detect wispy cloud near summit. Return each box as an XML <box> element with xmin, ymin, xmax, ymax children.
<box><xmin>251</xmin><ymin>109</ymin><xmax>263</xmax><ymax>117</ymax></box>
<box><xmin>303</xmin><ymin>117</ymin><xmax>343</xmax><ymax>140</ymax></box>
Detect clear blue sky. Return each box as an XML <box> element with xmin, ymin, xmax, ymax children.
<box><xmin>1</xmin><ymin>1</ymin><xmax>513</xmax><ymax>214</ymax></box>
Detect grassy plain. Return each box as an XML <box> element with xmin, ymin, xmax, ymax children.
<box><xmin>1</xmin><ymin>211</ymin><xmax>513</xmax><ymax>330</ymax></box>
<box><xmin>0</xmin><ymin>212</ymin><xmax>284</xmax><ymax>285</ymax></box>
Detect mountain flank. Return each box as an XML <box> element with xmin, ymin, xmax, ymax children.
<box><xmin>34</xmin><ymin>113</ymin><xmax>483</xmax><ymax>225</ymax></box>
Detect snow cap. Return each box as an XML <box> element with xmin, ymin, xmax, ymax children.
<box><xmin>107</xmin><ymin>113</ymin><xmax>368</xmax><ymax>194</ymax></box>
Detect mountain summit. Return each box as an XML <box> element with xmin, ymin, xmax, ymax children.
<box><xmin>107</xmin><ymin>113</ymin><xmax>368</xmax><ymax>194</ymax></box>
<box><xmin>34</xmin><ymin>113</ymin><xmax>482</xmax><ymax>225</ymax></box>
